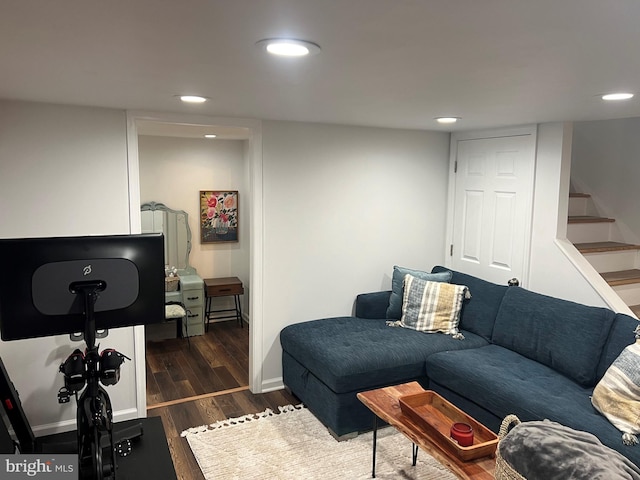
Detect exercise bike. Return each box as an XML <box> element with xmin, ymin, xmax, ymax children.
<box><xmin>59</xmin><ymin>281</ymin><xmax>142</xmax><ymax>480</ymax></box>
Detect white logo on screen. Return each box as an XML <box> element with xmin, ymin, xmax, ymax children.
<box><xmin>83</xmin><ymin>265</ymin><xmax>92</xmax><ymax>276</ymax></box>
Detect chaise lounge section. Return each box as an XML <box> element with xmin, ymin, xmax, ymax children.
<box><xmin>279</xmin><ymin>266</ymin><xmax>640</xmax><ymax>466</ymax></box>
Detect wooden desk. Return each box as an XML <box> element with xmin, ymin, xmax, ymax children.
<box><xmin>357</xmin><ymin>382</ymin><xmax>495</xmax><ymax>479</ymax></box>
<box><xmin>204</xmin><ymin>277</ymin><xmax>244</xmax><ymax>329</ymax></box>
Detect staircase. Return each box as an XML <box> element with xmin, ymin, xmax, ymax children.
<box><xmin>567</xmin><ymin>192</ymin><xmax>640</xmax><ymax>317</ymax></box>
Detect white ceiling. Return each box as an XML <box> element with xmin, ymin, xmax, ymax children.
<box><xmin>2</xmin><ymin>0</ymin><xmax>640</xmax><ymax>134</ymax></box>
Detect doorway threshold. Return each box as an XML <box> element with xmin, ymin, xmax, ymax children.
<box><xmin>147</xmin><ymin>385</ymin><xmax>250</xmax><ymax>410</ymax></box>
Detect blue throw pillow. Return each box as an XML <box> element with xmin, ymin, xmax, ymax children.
<box><xmin>385</xmin><ymin>266</ymin><xmax>452</xmax><ymax>320</ymax></box>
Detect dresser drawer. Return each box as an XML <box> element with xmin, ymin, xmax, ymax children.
<box><xmin>207</xmin><ymin>283</ymin><xmax>244</xmax><ymax>296</ymax></box>
<box><xmin>204</xmin><ymin>277</ymin><xmax>244</xmax><ymax>297</ymax></box>
<box><xmin>182</xmin><ymin>306</ymin><xmax>204</xmax><ymax>336</ymax></box>
<box><xmin>186</xmin><ymin>307</ymin><xmax>202</xmax><ymax>323</ymax></box>
<box><xmin>183</xmin><ymin>291</ymin><xmax>203</xmax><ymax>308</ymax></box>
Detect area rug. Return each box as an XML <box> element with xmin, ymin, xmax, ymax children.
<box><xmin>181</xmin><ymin>404</ymin><xmax>456</xmax><ymax>479</ymax></box>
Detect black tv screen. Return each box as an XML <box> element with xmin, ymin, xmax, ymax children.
<box><xmin>0</xmin><ymin>233</ymin><xmax>165</xmax><ymax>341</ymax></box>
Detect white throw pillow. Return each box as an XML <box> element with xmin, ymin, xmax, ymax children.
<box><xmin>591</xmin><ymin>325</ymin><xmax>640</xmax><ymax>446</ymax></box>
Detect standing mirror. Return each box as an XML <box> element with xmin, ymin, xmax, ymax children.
<box><xmin>141</xmin><ymin>202</ymin><xmax>196</xmax><ymax>275</ymax></box>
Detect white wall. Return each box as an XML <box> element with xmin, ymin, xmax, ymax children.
<box><xmin>0</xmin><ymin>100</ymin><xmax>137</xmax><ymax>434</ymax></box>
<box><xmin>138</xmin><ymin>135</ymin><xmax>250</xmax><ymax>314</ymax></box>
<box><xmin>1</xmin><ymin>101</ymin><xmax>615</xmax><ymax>430</ymax></box>
<box><xmin>528</xmin><ymin>122</ymin><xmax>607</xmax><ymax>307</ymax></box>
<box><xmin>571</xmin><ymin>117</ymin><xmax>640</xmax><ymax>244</ymax></box>
<box><xmin>259</xmin><ymin>120</ymin><xmax>451</xmax><ymax>388</ymax></box>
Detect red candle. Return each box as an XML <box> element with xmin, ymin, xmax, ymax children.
<box><xmin>450</xmin><ymin>422</ymin><xmax>474</xmax><ymax>446</ymax></box>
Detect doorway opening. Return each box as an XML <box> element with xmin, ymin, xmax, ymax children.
<box><xmin>126</xmin><ymin>111</ymin><xmax>263</xmax><ymax>415</ymax></box>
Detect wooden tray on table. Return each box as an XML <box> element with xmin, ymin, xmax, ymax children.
<box><xmin>399</xmin><ymin>390</ymin><xmax>498</xmax><ymax>461</ymax></box>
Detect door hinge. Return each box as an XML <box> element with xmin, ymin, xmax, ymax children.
<box><xmin>454</xmin><ymin>161</ymin><xmax>458</xmax><ymax>173</ymax></box>
<box><xmin>450</xmin><ymin>244</ymin><xmax>454</xmax><ymax>256</ymax></box>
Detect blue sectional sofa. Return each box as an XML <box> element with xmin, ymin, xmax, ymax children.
<box><xmin>279</xmin><ymin>267</ymin><xmax>640</xmax><ymax>466</ymax></box>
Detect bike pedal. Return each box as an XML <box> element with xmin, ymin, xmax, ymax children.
<box><xmin>115</xmin><ymin>439</ymin><xmax>132</xmax><ymax>457</ymax></box>
<box><xmin>57</xmin><ymin>387</ymin><xmax>71</xmax><ymax>404</ymax></box>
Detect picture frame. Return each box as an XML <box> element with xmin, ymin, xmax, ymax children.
<box><xmin>200</xmin><ymin>190</ymin><xmax>239</xmax><ymax>243</ymax></box>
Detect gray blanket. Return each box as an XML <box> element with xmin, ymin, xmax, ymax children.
<box><xmin>500</xmin><ymin>420</ymin><xmax>640</xmax><ymax>480</ymax></box>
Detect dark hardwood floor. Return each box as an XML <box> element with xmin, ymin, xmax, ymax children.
<box><xmin>144</xmin><ymin>320</ymin><xmax>300</xmax><ymax>479</ymax></box>
<box><xmin>145</xmin><ymin>320</ymin><xmax>250</xmax><ymax>407</ymax></box>
<box><xmin>147</xmin><ymin>388</ymin><xmax>299</xmax><ymax>480</ymax></box>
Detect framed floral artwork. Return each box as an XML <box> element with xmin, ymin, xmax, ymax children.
<box><xmin>200</xmin><ymin>190</ymin><xmax>239</xmax><ymax>243</ymax></box>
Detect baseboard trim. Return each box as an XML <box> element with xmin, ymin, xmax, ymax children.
<box><xmin>261</xmin><ymin>377</ymin><xmax>284</xmax><ymax>393</ymax></box>
<box><xmin>32</xmin><ymin>407</ymin><xmax>140</xmax><ymax>437</ymax></box>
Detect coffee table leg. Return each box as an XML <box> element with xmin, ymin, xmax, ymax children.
<box><xmin>371</xmin><ymin>414</ymin><xmax>378</xmax><ymax>478</ymax></box>
<box><xmin>412</xmin><ymin>443</ymin><xmax>418</xmax><ymax>466</ymax></box>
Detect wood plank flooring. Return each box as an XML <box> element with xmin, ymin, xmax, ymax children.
<box><xmin>145</xmin><ymin>321</ymin><xmax>249</xmax><ymax>407</ymax></box>
<box><xmin>148</xmin><ymin>388</ymin><xmax>299</xmax><ymax>480</ymax></box>
<box><xmin>144</xmin><ymin>320</ymin><xmax>300</xmax><ymax>479</ymax></box>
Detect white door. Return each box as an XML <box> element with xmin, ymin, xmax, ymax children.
<box><xmin>450</xmin><ymin>131</ymin><xmax>536</xmax><ymax>287</ymax></box>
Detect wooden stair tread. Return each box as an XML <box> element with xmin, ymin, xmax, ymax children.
<box><xmin>630</xmin><ymin>305</ymin><xmax>640</xmax><ymax>317</ymax></box>
<box><xmin>574</xmin><ymin>241</ymin><xmax>640</xmax><ymax>253</ymax></box>
<box><xmin>568</xmin><ymin>215</ymin><xmax>615</xmax><ymax>224</ymax></box>
<box><xmin>601</xmin><ymin>269</ymin><xmax>640</xmax><ymax>286</ymax></box>
<box><xmin>569</xmin><ymin>193</ymin><xmax>591</xmax><ymax>198</ymax></box>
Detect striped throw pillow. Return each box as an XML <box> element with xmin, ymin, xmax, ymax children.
<box><xmin>591</xmin><ymin>325</ymin><xmax>640</xmax><ymax>446</ymax></box>
<box><xmin>397</xmin><ymin>274</ymin><xmax>469</xmax><ymax>338</ymax></box>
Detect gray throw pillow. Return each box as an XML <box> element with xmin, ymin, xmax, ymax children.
<box><xmin>499</xmin><ymin>419</ymin><xmax>640</xmax><ymax>480</ymax></box>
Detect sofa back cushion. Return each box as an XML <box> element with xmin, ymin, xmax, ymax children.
<box><xmin>492</xmin><ymin>287</ymin><xmax>616</xmax><ymax>387</ymax></box>
<box><xmin>596</xmin><ymin>313</ymin><xmax>639</xmax><ymax>381</ymax></box>
<box><xmin>431</xmin><ymin>266</ymin><xmax>507</xmax><ymax>340</ymax></box>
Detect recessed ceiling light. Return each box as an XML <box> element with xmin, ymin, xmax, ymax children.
<box><xmin>256</xmin><ymin>38</ymin><xmax>321</xmax><ymax>57</ymax></box>
<box><xmin>179</xmin><ymin>95</ymin><xmax>208</xmax><ymax>104</ymax></box>
<box><xmin>601</xmin><ymin>93</ymin><xmax>634</xmax><ymax>101</ymax></box>
<box><xmin>204</xmin><ymin>134</ymin><xmax>217</xmax><ymax>139</ymax></box>
<box><xmin>436</xmin><ymin>117</ymin><xmax>460</xmax><ymax>124</ymax></box>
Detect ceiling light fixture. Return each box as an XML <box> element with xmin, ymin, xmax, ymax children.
<box><xmin>204</xmin><ymin>134</ymin><xmax>217</xmax><ymax>139</ymax></box>
<box><xmin>601</xmin><ymin>93</ymin><xmax>634</xmax><ymax>101</ymax></box>
<box><xmin>179</xmin><ymin>95</ymin><xmax>208</xmax><ymax>104</ymax></box>
<box><xmin>436</xmin><ymin>117</ymin><xmax>460</xmax><ymax>124</ymax></box>
<box><xmin>256</xmin><ymin>38</ymin><xmax>321</xmax><ymax>57</ymax></box>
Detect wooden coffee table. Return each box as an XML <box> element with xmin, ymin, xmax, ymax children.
<box><xmin>357</xmin><ymin>382</ymin><xmax>496</xmax><ymax>479</ymax></box>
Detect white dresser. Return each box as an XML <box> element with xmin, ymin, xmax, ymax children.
<box><xmin>143</xmin><ymin>201</ymin><xmax>205</xmax><ymax>338</ymax></box>
<box><xmin>177</xmin><ymin>274</ymin><xmax>204</xmax><ymax>337</ymax></box>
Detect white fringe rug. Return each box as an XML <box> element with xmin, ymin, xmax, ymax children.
<box><xmin>181</xmin><ymin>404</ymin><xmax>456</xmax><ymax>480</ymax></box>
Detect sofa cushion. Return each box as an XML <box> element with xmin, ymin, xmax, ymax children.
<box><xmin>426</xmin><ymin>345</ymin><xmax>640</xmax><ymax>465</ymax></box>
<box><xmin>280</xmin><ymin>316</ymin><xmax>488</xmax><ymax>394</ymax></box>
<box><xmin>386</xmin><ymin>266</ymin><xmax>452</xmax><ymax>320</ymax></box>
<box><xmin>492</xmin><ymin>287</ymin><xmax>615</xmax><ymax>387</ymax></box>
<box><xmin>431</xmin><ymin>266</ymin><xmax>507</xmax><ymax>340</ymax></box>
<box><xmin>399</xmin><ymin>275</ymin><xmax>468</xmax><ymax>336</ymax></box>
<box><xmin>596</xmin><ymin>313</ymin><xmax>639</xmax><ymax>381</ymax></box>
